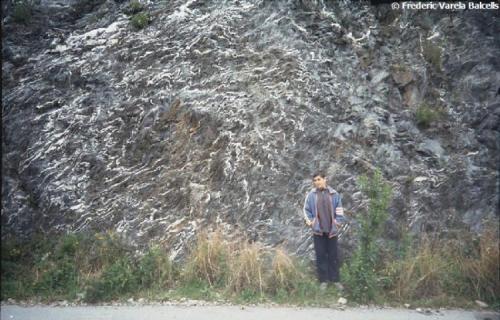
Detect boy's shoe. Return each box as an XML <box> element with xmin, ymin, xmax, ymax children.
<box><xmin>319</xmin><ymin>282</ymin><xmax>328</xmax><ymax>291</ymax></box>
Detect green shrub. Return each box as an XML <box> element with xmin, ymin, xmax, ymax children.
<box><xmin>415</xmin><ymin>103</ymin><xmax>442</xmax><ymax>128</ymax></box>
<box><xmin>85</xmin><ymin>256</ymin><xmax>138</xmax><ymax>302</ymax></box>
<box><xmin>31</xmin><ymin>234</ymin><xmax>82</xmax><ymax>298</ymax></box>
<box><xmin>341</xmin><ymin>168</ymin><xmax>393</xmax><ymax>303</ymax></box>
<box><xmin>175</xmin><ymin>278</ymin><xmax>219</xmax><ymax>301</ymax></box>
<box><xmin>342</xmin><ymin>249</ymin><xmax>379</xmax><ymax>303</ymax></box>
<box><xmin>83</xmin><ymin>231</ymin><xmax>131</xmax><ymax>273</ymax></box>
<box><xmin>135</xmin><ymin>245</ymin><xmax>175</xmax><ymax>289</ymax></box>
<box><xmin>130</xmin><ymin>12</ymin><xmax>150</xmax><ymax>30</ymax></box>
<box><xmin>422</xmin><ymin>40</ymin><xmax>442</xmax><ymax>72</ymax></box>
<box><xmin>1</xmin><ymin>235</ymin><xmax>49</xmax><ymax>299</ymax></box>
<box><xmin>12</xmin><ymin>0</ymin><xmax>33</xmax><ymax>24</ymax></box>
<box><xmin>55</xmin><ymin>233</ymin><xmax>79</xmax><ymax>259</ymax></box>
<box><xmin>34</xmin><ymin>258</ymin><xmax>78</xmax><ymax>297</ymax></box>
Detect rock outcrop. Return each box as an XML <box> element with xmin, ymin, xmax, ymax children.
<box><xmin>2</xmin><ymin>0</ymin><xmax>498</xmax><ymax>261</ymax></box>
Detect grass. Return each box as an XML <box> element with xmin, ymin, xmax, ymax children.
<box><xmin>0</xmin><ymin>229</ymin><xmax>342</xmax><ymax>306</ymax></box>
<box><xmin>422</xmin><ymin>40</ymin><xmax>443</xmax><ymax>72</ymax></box>
<box><xmin>227</xmin><ymin>242</ymin><xmax>265</xmax><ymax>296</ymax></box>
<box><xmin>130</xmin><ymin>12</ymin><xmax>150</xmax><ymax>30</ymax></box>
<box><xmin>2</xmin><ymin>221</ymin><xmax>498</xmax><ymax>309</ymax></box>
<box><xmin>415</xmin><ymin>103</ymin><xmax>445</xmax><ymax>128</ymax></box>
<box><xmin>381</xmin><ymin>226</ymin><xmax>499</xmax><ymax>309</ymax></box>
<box><xmin>182</xmin><ymin>230</ymin><xmax>231</xmax><ymax>288</ymax></box>
<box><xmin>11</xmin><ymin>0</ymin><xmax>33</xmax><ymax>24</ymax></box>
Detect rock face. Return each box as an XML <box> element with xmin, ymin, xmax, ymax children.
<box><xmin>2</xmin><ymin>0</ymin><xmax>499</xmax><ymax>261</ymax></box>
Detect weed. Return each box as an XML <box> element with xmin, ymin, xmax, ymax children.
<box><xmin>130</xmin><ymin>12</ymin><xmax>150</xmax><ymax>30</ymax></box>
<box><xmin>422</xmin><ymin>40</ymin><xmax>443</xmax><ymax>72</ymax></box>
<box><xmin>11</xmin><ymin>0</ymin><xmax>33</xmax><ymax>24</ymax></box>
<box><xmin>415</xmin><ymin>103</ymin><xmax>442</xmax><ymax>128</ymax></box>
<box><xmin>341</xmin><ymin>168</ymin><xmax>392</xmax><ymax>303</ymax></box>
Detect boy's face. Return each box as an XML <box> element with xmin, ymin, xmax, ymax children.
<box><xmin>313</xmin><ymin>175</ymin><xmax>327</xmax><ymax>189</ymax></box>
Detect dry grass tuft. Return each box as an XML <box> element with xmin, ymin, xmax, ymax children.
<box><xmin>227</xmin><ymin>242</ymin><xmax>265</xmax><ymax>295</ymax></box>
<box><xmin>383</xmin><ymin>226</ymin><xmax>499</xmax><ymax>305</ymax></box>
<box><xmin>267</xmin><ymin>247</ymin><xmax>304</xmax><ymax>294</ymax></box>
<box><xmin>183</xmin><ymin>229</ymin><xmax>231</xmax><ymax>287</ymax></box>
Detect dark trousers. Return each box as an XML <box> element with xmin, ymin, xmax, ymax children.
<box><xmin>313</xmin><ymin>232</ymin><xmax>340</xmax><ymax>282</ymax></box>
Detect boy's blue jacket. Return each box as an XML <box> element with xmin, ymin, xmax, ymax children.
<box><xmin>303</xmin><ymin>186</ymin><xmax>347</xmax><ymax>238</ymax></box>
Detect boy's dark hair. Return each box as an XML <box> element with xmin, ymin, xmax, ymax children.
<box><xmin>312</xmin><ymin>171</ymin><xmax>326</xmax><ymax>179</ymax></box>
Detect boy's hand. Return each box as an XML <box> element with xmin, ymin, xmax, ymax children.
<box><xmin>305</xmin><ymin>219</ymin><xmax>313</xmax><ymax>227</ymax></box>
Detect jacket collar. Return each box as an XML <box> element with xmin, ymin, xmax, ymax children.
<box><xmin>312</xmin><ymin>186</ymin><xmax>337</xmax><ymax>194</ymax></box>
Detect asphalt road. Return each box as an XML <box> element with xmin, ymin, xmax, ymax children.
<box><xmin>1</xmin><ymin>305</ymin><xmax>498</xmax><ymax>320</ymax></box>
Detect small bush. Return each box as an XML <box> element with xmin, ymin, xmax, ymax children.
<box><xmin>1</xmin><ymin>241</ymin><xmax>34</xmax><ymax>300</ymax></box>
<box><xmin>85</xmin><ymin>256</ymin><xmax>138</xmax><ymax>302</ymax></box>
<box><xmin>422</xmin><ymin>40</ymin><xmax>442</xmax><ymax>72</ymax></box>
<box><xmin>174</xmin><ymin>278</ymin><xmax>220</xmax><ymax>301</ymax></box>
<box><xmin>342</xmin><ymin>249</ymin><xmax>379</xmax><ymax>303</ymax></box>
<box><xmin>341</xmin><ymin>168</ymin><xmax>392</xmax><ymax>303</ymax></box>
<box><xmin>55</xmin><ymin>233</ymin><xmax>79</xmax><ymax>259</ymax></box>
<box><xmin>85</xmin><ymin>231</ymin><xmax>131</xmax><ymax>272</ymax></box>
<box><xmin>16</xmin><ymin>233</ymin><xmax>82</xmax><ymax>299</ymax></box>
<box><xmin>34</xmin><ymin>258</ymin><xmax>78</xmax><ymax>297</ymax></box>
<box><xmin>135</xmin><ymin>245</ymin><xmax>175</xmax><ymax>289</ymax></box>
<box><xmin>415</xmin><ymin>103</ymin><xmax>444</xmax><ymax>128</ymax></box>
<box><xmin>11</xmin><ymin>0</ymin><xmax>33</xmax><ymax>24</ymax></box>
<box><xmin>130</xmin><ymin>12</ymin><xmax>150</xmax><ymax>30</ymax></box>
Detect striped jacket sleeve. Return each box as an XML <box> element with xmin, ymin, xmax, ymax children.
<box><xmin>303</xmin><ymin>192</ymin><xmax>314</xmax><ymax>223</ymax></box>
<box><xmin>334</xmin><ymin>194</ymin><xmax>346</xmax><ymax>224</ymax></box>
